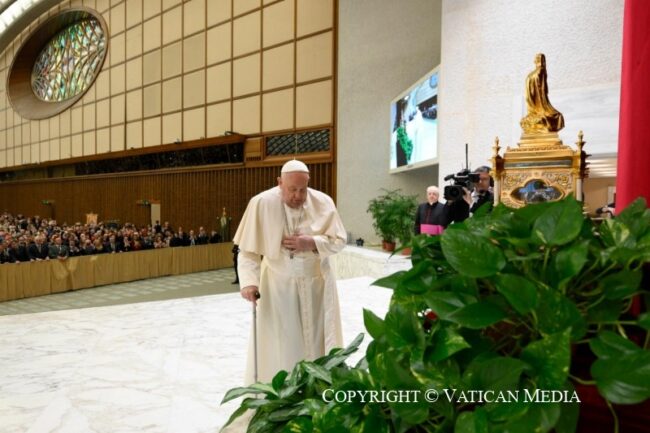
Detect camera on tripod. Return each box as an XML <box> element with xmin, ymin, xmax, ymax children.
<box><xmin>443</xmin><ymin>169</ymin><xmax>480</xmax><ymax>201</ymax></box>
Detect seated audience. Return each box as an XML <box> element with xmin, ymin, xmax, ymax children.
<box><xmin>0</xmin><ymin>212</ymin><xmax>226</xmax><ymax>265</ymax></box>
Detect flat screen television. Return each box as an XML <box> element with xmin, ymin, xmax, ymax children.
<box><xmin>389</xmin><ymin>65</ymin><xmax>439</xmax><ymax>173</ymax></box>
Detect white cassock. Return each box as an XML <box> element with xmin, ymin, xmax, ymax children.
<box><xmin>233</xmin><ymin>186</ymin><xmax>347</xmax><ymax>385</ymax></box>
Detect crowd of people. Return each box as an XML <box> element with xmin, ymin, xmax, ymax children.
<box><xmin>0</xmin><ymin>213</ymin><xmax>225</xmax><ymax>264</ymax></box>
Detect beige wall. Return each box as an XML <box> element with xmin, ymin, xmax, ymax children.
<box><xmin>337</xmin><ymin>0</ymin><xmax>442</xmax><ymax>244</ymax></box>
<box><xmin>0</xmin><ymin>0</ymin><xmax>336</xmax><ymax>169</ymax></box>
<box><xmin>438</xmin><ymin>0</ymin><xmax>623</xmax><ymax>189</ymax></box>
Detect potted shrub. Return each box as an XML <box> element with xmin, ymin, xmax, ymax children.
<box><xmin>366</xmin><ymin>189</ymin><xmax>418</xmax><ymax>252</ymax></box>
<box><xmin>223</xmin><ymin>197</ymin><xmax>650</xmax><ymax>432</ymax></box>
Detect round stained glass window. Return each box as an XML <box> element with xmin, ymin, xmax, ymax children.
<box><xmin>7</xmin><ymin>8</ymin><xmax>109</xmax><ymax>120</ymax></box>
<box><xmin>31</xmin><ymin>18</ymin><xmax>107</xmax><ymax>102</ymax></box>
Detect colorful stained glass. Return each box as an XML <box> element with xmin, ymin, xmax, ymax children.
<box><xmin>31</xmin><ymin>18</ymin><xmax>106</xmax><ymax>102</ymax></box>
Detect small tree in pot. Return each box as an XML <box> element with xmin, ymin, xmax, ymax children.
<box><xmin>366</xmin><ymin>189</ymin><xmax>418</xmax><ymax>251</ymax></box>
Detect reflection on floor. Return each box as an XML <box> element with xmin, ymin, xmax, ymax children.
<box><xmin>0</xmin><ymin>271</ymin><xmax>391</xmax><ymax>433</ymax></box>
<box><xmin>0</xmin><ymin>269</ymin><xmax>239</xmax><ymax>316</ymax></box>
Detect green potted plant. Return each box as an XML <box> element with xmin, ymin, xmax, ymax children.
<box><xmin>222</xmin><ymin>197</ymin><xmax>650</xmax><ymax>432</ymax></box>
<box><xmin>367</xmin><ymin>189</ymin><xmax>418</xmax><ymax>252</ymax></box>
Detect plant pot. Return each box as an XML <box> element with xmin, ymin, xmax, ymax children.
<box><xmin>401</xmin><ymin>247</ymin><xmax>412</xmax><ymax>255</ymax></box>
<box><xmin>382</xmin><ymin>241</ymin><xmax>396</xmax><ymax>252</ymax></box>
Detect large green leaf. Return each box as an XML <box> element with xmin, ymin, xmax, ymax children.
<box><xmin>533</xmin><ymin>198</ymin><xmax>584</xmax><ymax>246</ymax></box>
<box><xmin>599</xmin><ymin>269</ymin><xmax>643</xmax><ymax>300</ymax></box>
<box><xmin>321</xmin><ymin>333</ymin><xmax>364</xmax><ymax>369</ymax></box>
<box><xmin>331</xmin><ymin>367</ymin><xmax>374</xmax><ymax>391</ymax></box>
<box><xmin>466</xmin><ymin>356</ymin><xmax>529</xmax><ymax>393</ymax></box>
<box><xmin>441</xmin><ymin>230</ymin><xmax>506</xmax><ymax>278</ymax></box>
<box><xmin>494</xmin><ymin>274</ymin><xmax>538</xmax><ymax>314</ymax></box>
<box><xmin>363</xmin><ymin>309</ymin><xmax>386</xmax><ymax>340</ymax></box>
<box><xmin>454</xmin><ymin>407</ymin><xmax>488</xmax><ymax>433</ymax></box>
<box><xmin>589</xmin><ymin>331</ymin><xmax>641</xmax><ymax>359</ymax></box>
<box><xmin>520</xmin><ymin>329</ymin><xmax>571</xmax><ymax>389</ymax></box>
<box><xmin>446</xmin><ymin>300</ymin><xmax>507</xmax><ymax>329</ymax></box>
<box><xmin>279</xmin><ymin>383</ymin><xmax>302</xmax><ymax>399</ymax></box>
<box><xmin>535</xmin><ymin>288</ymin><xmax>586</xmax><ymax>340</ymax></box>
<box><xmin>514</xmin><ymin>201</ymin><xmax>554</xmax><ymax>226</ymax></box>
<box><xmin>615</xmin><ymin>197</ymin><xmax>650</xmax><ymax>238</ymax></box>
<box><xmin>221</xmin><ymin>383</ymin><xmax>278</xmax><ymax>403</ymax></box>
<box><xmin>272</xmin><ymin>370</ymin><xmax>289</xmax><ymax>392</ymax></box>
<box><xmin>385</xmin><ymin>302</ymin><xmax>425</xmax><ymax>349</ymax></box>
<box><xmin>372</xmin><ymin>271</ymin><xmax>407</xmax><ymax>290</ymax></box>
<box><xmin>599</xmin><ymin>218</ymin><xmax>635</xmax><ymax>249</ymax></box>
<box><xmin>428</xmin><ymin>326</ymin><xmax>471</xmax><ymax>362</ymax></box>
<box><xmin>590</xmin><ymin>334</ymin><xmax>650</xmax><ymax>404</ymax></box>
<box><xmin>553</xmin><ymin>240</ymin><xmax>589</xmax><ymax>284</ymax></box>
<box><xmin>591</xmin><ymin>350</ymin><xmax>650</xmax><ymax>404</ymax></box>
<box><xmin>500</xmin><ymin>403</ymin><xmax>561</xmax><ymax>433</ymax></box>
<box><xmin>447</xmin><ymin>275</ymin><xmax>480</xmax><ymax>297</ymax></box>
<box><xmin>302</xmin><ymin>362</ymin><xmax>332</xmax><ymax>384</ymax></box>
<box><xmin>423</xmin><ymin>291</ymin><xmax>470</xmax><ymax>320</ymax></box>
<box><xmin>398</xmin><ymin>260</ymin><xmax>437</xmax><ymax>294</ymax></box>
<box><xmin>268</xmin><ymin>405</ymin><xmax>310</xmax><ymax>423</ymax></box>
<box><xmin>242</xmin><ymin>398</ymin><xmax>282</xmax><ymax>410</ymax></box>
<box><xmin>411</xmin><ymin>357</ymin><xmax>462</xmax><ymax>391</ymax></box>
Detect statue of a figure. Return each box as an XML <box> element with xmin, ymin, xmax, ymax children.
<box><xmin>520</xmin><ymin>53</ymin><xmax>565</xmax><ymax>134</ymax></box>
<box><xmin>220</xmin><ymin>207</ymin><xmax>231</xmax><ymax>242</ymax></box>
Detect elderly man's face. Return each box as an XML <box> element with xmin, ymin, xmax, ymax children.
<box><xmin>427</xmin><ymin>189</ymin><xmax>439</xmax><ymax>204</ymax></box>
<box><xmin>278</xmin><ymin>172</ymin><xmax>309</xmax><ymax>209</ymax></box>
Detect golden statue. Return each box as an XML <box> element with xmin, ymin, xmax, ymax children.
<box><xmin>520</xmin><ymin>53</ymin><xmax>565</xmax><ymax>134</ymax></box>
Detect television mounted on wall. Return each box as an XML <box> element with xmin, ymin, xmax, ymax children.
<box><xmin>389</xmin><ymin>65</ymin><xmax>440</xmax><ymax>173</ymax></box>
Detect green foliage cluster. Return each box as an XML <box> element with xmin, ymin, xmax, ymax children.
<box><xmin>367</xmin><ymin>189</ymin><xmax>418</xmax><ymax>246</ymax></box>
<box><xmin>397</xmin><ymin>126</ymin><xmax>413</xmax><ymax>163</ymax></box>
<box><xmin>223</xmin><ymin>197</ymin><xmax>650</xmax><ymax>433</ymax></box>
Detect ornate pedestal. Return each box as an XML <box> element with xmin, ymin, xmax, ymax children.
<box><xmin>491</xmin><ymin>53</ymin><xmax>589</xmax><ymax>208</ymax></box>
<box><xmin>492</xmin><ymin>132</ymin><xmax>588</xmax><ymax>208</ymax></box>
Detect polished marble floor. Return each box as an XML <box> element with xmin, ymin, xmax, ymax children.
<box><xmin>0</xmin><ymin>273</ymin><xmax>392</xmax><ymax>433</ymax></box>
<box><xmin>0</xmin><ymin>269</ymin><xmax>239</xmax><ymax>316</ymax></box>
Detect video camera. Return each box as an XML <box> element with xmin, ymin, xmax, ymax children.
<box><xmin>443</xmin><ymin>169</ymin><xmax>481</xmax><ymax>201</ymax></box>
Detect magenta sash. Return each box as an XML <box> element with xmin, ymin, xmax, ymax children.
<box><xmin>421</xmin><ymin>224</ymin><xmax>444</xmax><ymax>235</ymax></box>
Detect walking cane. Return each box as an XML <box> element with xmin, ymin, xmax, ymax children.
<box><xmin>253</xmin><ymin>291</ymin><xmax>261</xmax><ymax>383</ymax></box>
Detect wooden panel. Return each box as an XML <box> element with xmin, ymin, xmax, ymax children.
<box><xmin>0</xmin><ymin>162</ymin><xmax>334</xmax><ymax>239</ymax></box>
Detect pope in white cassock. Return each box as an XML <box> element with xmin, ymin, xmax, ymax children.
<box><xmin>233</xmin><ymin>159</ymin><xmax>347</xmax><ymax>385</ymax></box>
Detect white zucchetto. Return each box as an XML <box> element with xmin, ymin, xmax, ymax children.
<box><xmin>281</xmin><ymin>159</ymin><xmax>310</xmax><ymax>174</ymax></box>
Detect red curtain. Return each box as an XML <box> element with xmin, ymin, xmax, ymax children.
<box><xmin>615</xmin><ymin>0</ymin><xmax>650</xmax><ymax>211</ymax></box>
